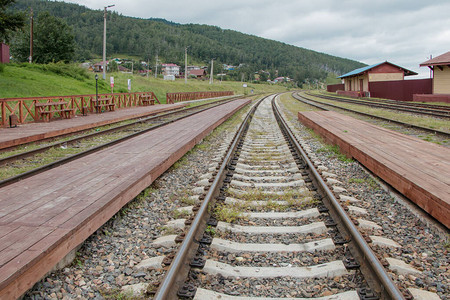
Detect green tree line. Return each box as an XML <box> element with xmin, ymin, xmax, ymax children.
<box><xmin>8</xmin><ymin>0</ymin><xmax>365</xmax><ymax>84</ymax></box>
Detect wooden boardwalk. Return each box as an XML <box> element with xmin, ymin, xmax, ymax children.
<box><xmin>0</xmin><ymin>98</ymin><xmax>251</xmax><ymax>299</ymax></box>
<box><xmin>0</xmin><ymin>103</ymin><xmax>188</xmax><ymax>151</ymax></box>
<box><xmin>298</xmin><ymin>111</ymin><xmax>450</xmax><ymax>229</ymax></box>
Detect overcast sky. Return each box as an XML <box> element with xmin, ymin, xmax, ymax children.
<box><xmin>63</xmin><ymin>0</ymin><xmax>449</xmax><ymax>78</ymax></box>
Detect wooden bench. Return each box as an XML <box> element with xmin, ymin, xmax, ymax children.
<box><xmin>141</xmin><ymin>95</ymin><xmax>155</xmax><ymax>106</ymax></box>
<box><xmin>35</xmin><ymin>101</ymin><xmax>73</xmax><ymax>122</ymax></box>
<box><xmin>91</xmin><ymin>97</ymin><xmax>115</xmax><ymax>113</ymax></box>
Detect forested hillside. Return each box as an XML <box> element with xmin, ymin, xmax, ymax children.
<box><xmin>9</xmin><ymin>0</ymin><xmax>365</xmax><ymax>83</ymax></box>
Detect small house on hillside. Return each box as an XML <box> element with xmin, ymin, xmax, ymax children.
<box><xmin>188</xmin><ymin>69</ymin><xmax>207</xmax><ymax>78</ymax></box>
<box><xmin>419</xmin><ymin>51</ymin><xmax>450</xmax><ymax>95</ymax></box>
<box><xmin>338</xmin><ymin>61</ymin><xmax>417</xmax><ymax>96</ymax></box>
<box><xmin>162</xmin><ymin>64</ymin><xmax>180</xmax><ymax>76</ymax></box>
<box><xmin>93</xmin><ymin>61</ymin><xmax>109</xmax><ymax>72</ymax></box>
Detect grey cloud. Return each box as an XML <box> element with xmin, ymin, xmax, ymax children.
<box><xmin>65</xmin><ymin>0</ymin><xmax>450</xmax><ymax>77</ymax></box>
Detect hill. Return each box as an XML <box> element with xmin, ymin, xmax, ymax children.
<box><xmin>9</xmin><ymin>0</ymin><xmax>365</xmax><ymax>84</ymax></box>
<box><xmin>0</xmin><ymin>63</ymin><xmax>288</xmax><ymax>100</ymax></box>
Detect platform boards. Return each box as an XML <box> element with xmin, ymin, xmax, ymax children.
<box><xmin>0</xmin><ymin>98</ymin><xmax>251</xmax><ymax>299</ymax></box>
<box><xmin>298</xmin><ymin>111</ymin><xmax>449</xmax><ymax>229</ymax></box>
<box><xmin>0</xmin><ymin>103</ymin><xmax>188</xmax><ymax>150</ymax></box>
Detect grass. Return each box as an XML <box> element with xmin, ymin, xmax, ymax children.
<box><xmin>278</xmin><ymin>92</ymin><xmax>320</xmax><ymax>113</ymax></box>
<box><xmin>100</xmin><ymin>288</ymin><xmax>145</xmax><ymax>300</ymax></box>
<box><xmin>228</xmin><ymin>188</ymin><xmax>312</xmax><ymax>202</ymax></box>
<box><xmin>316</xmin><ymin>144</ymin><xmax>353</xmax><ymax>163</ymax></box>
<box><xmin>172</xmin><ymin>208</ymin><xmax>191</xmax><ymax>219</ymax></box>
<box><xmin>348</xmin><ymin>177</ymin><xmax>379</xmax><ymax>189</ymax></box>
<box><xmin>0</xmin><ymin>63</ymin><xmax>288</xmax><ymax>102</ymax></box>
<box><xmin>214</xmin><ymin>203</ymin><xmax>243</xmax><ymax>223</ymax></box>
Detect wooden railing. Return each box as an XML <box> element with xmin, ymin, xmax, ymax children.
<box><xmin>166</xmin><ymin>91</ymin><xmax>234</xmax><ymax>104</ymax></box>
<box><xmin>0</xmin><ymin>92</ymin><xmax>159</xmax><ymax>127</ymax></box>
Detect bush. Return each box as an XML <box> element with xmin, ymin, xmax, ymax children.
<box><xmin>0</xmin><ymin>64</ymin><xmax>4</xmax><ymax>73</ymax></box>
<box><xmin>14</xmin><ymin>62</ymin><xmax>89</xmax><ymax>81</ymax></box>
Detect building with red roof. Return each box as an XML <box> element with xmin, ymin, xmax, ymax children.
<box><xmin>162</xmin><ymin>64</ymin><xmax>180</xmax><ymax>76</ymax></box>
<box><xmin>420</xmin><ymin>51</ymin><xmax>450</xmax><ymax>95</ymax></box>
<box><xmin>338</xmin><ymin>61</ymin><xmax>417</xmax><ymax>95</ymax></box>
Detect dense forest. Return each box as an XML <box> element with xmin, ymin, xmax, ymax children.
<box><xmin>8</xmin><ymin>0</ymin><xmax>365</xmax><ymax>84</ymax></box>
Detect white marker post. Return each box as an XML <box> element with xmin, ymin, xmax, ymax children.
<box><xmin>110</xmin><ymin>76</ymin><xmax>114</xmax><ymax>94</ymax></box>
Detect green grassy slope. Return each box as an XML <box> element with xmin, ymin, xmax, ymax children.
<box><xmin>0</xmin><ymin>63</ymin><xmax>289</xmax><ymax>101</ymax></box>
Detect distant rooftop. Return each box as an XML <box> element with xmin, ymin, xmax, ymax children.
<box><xmin>420</xmin><ymin>51</ymin><xmax>450</xmax><ymax>67</ymax></box>
<box><xmin>338</xmin><ymin>61</ymin><xmax>417</xmax><ymax>78</ymax></box>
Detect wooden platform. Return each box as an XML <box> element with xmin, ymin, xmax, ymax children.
<box><xmin>0</xmin><ymin>103</ymin><xmax>188</xmax><ymax>151</ymax></box>
<box><xmin>298</xmin><ymin>111</ymin><xmax>450</xmax><ymax>229</ymax></box>
<box><xmin>0</xmin><ymin>98</ymin><xmax>251</xmax><ymax>299</ymax></box>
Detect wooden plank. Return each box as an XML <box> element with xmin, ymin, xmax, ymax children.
<box><xmin>0</xmin><ymin>103</ymin><xmax>188</xmax><ymax>150</ymax></box>
<box><xmin>298</xmin><ymin>110</ymin><xmax>450</xmax><ymax>228</ymax></box>
<box><xmin>0</xmin><ymin>98</ymin><xmax>251</xmax><ymax>298</ymax></box>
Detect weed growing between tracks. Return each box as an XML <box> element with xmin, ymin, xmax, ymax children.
<box><xmin>215</xmin><ymin>203</ymin><xmax>244</xmax><ymax>223</ymax></box>
<box><xmin>348</xmin><ymin>177</ymin><xmax>379</xmax><ymax>190</ymax></box>
<box><xmin>316</xmin><ymin>144</ymin><xmax>354</xmax><ymax>163</ymax></box>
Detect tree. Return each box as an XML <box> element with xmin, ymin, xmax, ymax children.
<box><xmin>0</xmin><ymin>0</ymin><xmax>25</xmax><ymax>42</ymax></box>
<box><xmin>12</xmin><ymin>11</ymin><xmax>75</xmax><ymax>63</ymax></box>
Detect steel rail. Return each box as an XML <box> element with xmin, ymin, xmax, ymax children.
<box><xmin>154</xmin><ymin>96</ymin><xmax>267</xmax><ymax>300</ymax></box>
<box><xmin>305</xmin><ymin>92</ymin><xmax>450</xmax><ymax>118</ymax></box>
<box><xmin>272</xmin><ymin>95</ymin><xmax>405</xmax><ymax>300</ymax></box>
<box><xmin>294</xmin><ymin>92</ymin><xmax>450</xmax><ymax>138</ymax></box>
<box><xmin>315</xmin><ymin>91</ymin><xmax>450</xmax><ymax>111</ymax></box>
<box><xmin>0</xmin><ymin>96</ymin><xmax>253</xmax><ymax>189</ymax></box>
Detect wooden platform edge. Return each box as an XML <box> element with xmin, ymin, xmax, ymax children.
<box><xmin>0</xmin><ymin>104</ymin><xmax>188</xmax><ymax>151</ymax></box>
<box><xmin>297</xmin><ymin>111</ymin><xmax>450</xmax><ymax>229</ymax></box>
<box><xmin>0</xmin><ymin>99</ymin><xmax>250</xmax><ymax>299</ymax></box>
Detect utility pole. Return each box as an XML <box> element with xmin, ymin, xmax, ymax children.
<box><xmin>102</xmin><ymin>4</ymin><xmax>115</xmax><ymax>80</ymax></box>
<box><xmin>154</xmin><ymin>55</ymin><xmax>158</xmax><ymax>78</ymax></box>
<box><xmin>29</xmin><ymin>8</ymin><xmax>33</xmax><ymax>63</ymax></box>
<box><xmin>147</xmin><ymin>58</ymin><xmax>149</xmax><ymax>78</ymax></box>
<box><xmin>209</xmin><ymin>58</ymin><xmax>214</xmax><ymax>84</ymax></box>
<box><xmin>429</xmin><ymin>55</ymin><xmax>433</xmax><ymax>79</ymax></box>
<box><xmin>184</xmin><ymin>46</ymin><xmax>188</xmax><ymax>84</ymax></box>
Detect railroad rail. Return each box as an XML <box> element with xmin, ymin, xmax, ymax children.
<box><xmin>294</xmin><ymin>92</ymin><xmax>450</xmax><ymax>138</ymax></box>
<box><xmin>153</xmin><ymin>95</ymin><xmax>405</xmax><ymax>299</ymax></box>
<box><xmin>305</xmin><ymin>92</ymin><xmax>450</xmax><ymax>118</ymax></box>
<box><xmin>0</xmin><ymin>95</ymin><xmax>253</xmax><ymax>187</ymax></box>
<box><xmin>325</xmin><ymin>91</ymin><xmax>450</xmax><ymax>111</ymax></box>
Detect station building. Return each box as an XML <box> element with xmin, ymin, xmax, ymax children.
<box><xmin>338</xmin><ymin>61</ymin><xmax>417</xmax><ymax>96</ymax></box>
<box><xmin>417</xmin><ymin>51</ymin><xmax>450</xmax><ymax>102</ymax></box>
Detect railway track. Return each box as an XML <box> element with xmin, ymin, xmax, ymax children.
<box><xmin>293</xmin><ymin>92</ymin><xmax>450</xmax><ymax>139</ymax></box>
<box><xmin>305</xmin><ymin>92</ymin><xmax>450</xmax><ymax>118</ymax></box>
<box><xmin>24</xmin><ymin>93</ymin><xmax>448</xmax><ymax>299</ymax></box>
<box><xmin>0</xmin><ymin>95</ymin><xmax>253</xmax><ymax>185</ymax></box>
<box><xmin>152</xmin><ymin>95</ymin><xmax>404</xmax><ymax>299</ymax></box>
<box><xmin>312</xmin><ymin>92</ymin><xmax>450</xmax><ymax>112</ymax></box>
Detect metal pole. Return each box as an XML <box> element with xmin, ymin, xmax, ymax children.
<box><xmin>29</xmin><ymin>8</ymin><xmax>33</xmax><ymax>64</ymax></box>
<box><xmin>210</xmin><ymin>59</ymin><xmax>214</xmax><ymax>84</ymax></box>
<box><xmin>184</xmin><ymin>47</ymin><xmax>188</xmax><ymax>84</ymax></box>
<box><xmin>102</xmin><ymin>5</ymin><xmax>115</xmax><ymax>80</ymax></box>
<box><xmin>95</xmin><ymin>74</ymin><xmax>99</xmax><ymax>113</ymax></box>
<box><xmin>155</xmin><ymin>55</ymin><xmax>158</xmax><ymax>78</ymax></box>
